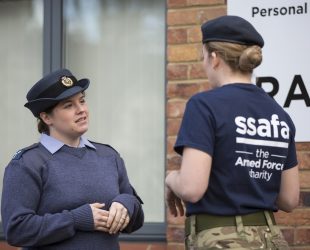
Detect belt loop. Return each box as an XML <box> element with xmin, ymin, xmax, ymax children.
<box><xmin>235</xmin><ymin>215</ymin><xmax>244</xmax><ymax>234</ymax></box>
<box><xmin>190</xmin><ymin>214</ymin><xmax>196</xmax><ymax>235</ymax></box>
<box><xmin>235</xmin><ymin>215</ymin><xmax>248</xmax><ymax>241</ymax></box>
<box><xmin>264</xmin><ymin>211</ymin><xmax>277</xmax><ymax>235</ymax></box>
<box><xmin>187</xmin><ymin>215</ymin><xmax>197</xmax><ymax>250</ymax></box>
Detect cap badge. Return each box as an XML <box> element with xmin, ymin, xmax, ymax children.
<box><xmin>61</xmin><ymin>76</ymin><xmax>74</xmax><ymax>87</ymax></box>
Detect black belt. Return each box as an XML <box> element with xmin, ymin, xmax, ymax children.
<box><xmin>185</xmin><ymin>211</ymin><xmax>276</xmax><ymax>234</ymax></box>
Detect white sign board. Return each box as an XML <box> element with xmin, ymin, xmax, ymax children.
<box><xmin>228</xmin><ymin>0</ymin><xmax>310</xmax><ymax>142</ymax></box>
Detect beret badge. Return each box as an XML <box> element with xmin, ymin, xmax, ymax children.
<box><xmin>61</xmin><ymin>76</ymin><xmax>74</xmax><ymax>87</ymax></box>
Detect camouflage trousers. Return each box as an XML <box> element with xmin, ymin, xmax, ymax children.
<box><xmin>185</xmin><ymin>212</ymin><xmax>290</xmax><ymax>250</ymax></box>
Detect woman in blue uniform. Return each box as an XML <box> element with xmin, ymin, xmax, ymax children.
<box><xmin>1</xmin><ymin>69</ymin><xmax>144</xmax><ymax>250</ymax></box>
<box><xmin>165</xmin><ymin>15</ymin><xmax>299</xmax><ymax>249</ymax></box>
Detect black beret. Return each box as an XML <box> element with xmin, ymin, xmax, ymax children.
<box><xmin>24</xmin><ymin>68</ymin><xmax>90</xmax><ymax>117</ymax></box>
<box><xmin>201</xmin><ymin>15</ymin><xmax>264</xmax><ymax>47</ymax></box>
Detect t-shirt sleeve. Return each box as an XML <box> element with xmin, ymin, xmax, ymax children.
<box><xmin>174</xmin><ymin>97</ymin><xmax>215</xmax><ymax>156</ymax></box>
<box><xmin>283</xmin><ymin>122</ymin><xmax>298</xmax><ymax>170</ymax></box>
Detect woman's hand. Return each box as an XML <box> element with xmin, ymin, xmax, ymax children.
<box><xmin>165</xmin><ymin>185</ymin><xmax>184</xmax><ymax>217</ymax></box>
<box><xmin>90</xmin><ymin>203</ymin><xmax>110</xmax><ymax>232</ymax></box>
<box><xmin>107</xmin><ymin>202</ymin><xmax>130</xmax><ymax>234</ymax></box>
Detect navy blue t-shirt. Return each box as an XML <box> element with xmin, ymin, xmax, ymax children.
<box><xmin>174</xmin><ymin>83</ymin><xmax>298</xmax><ymax>216</ymax></box>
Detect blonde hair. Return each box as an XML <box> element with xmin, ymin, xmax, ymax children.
<box><xmin>204</xmin><ymin>42</ymin><xmax>262</xmax><ymax>73</ymax></box>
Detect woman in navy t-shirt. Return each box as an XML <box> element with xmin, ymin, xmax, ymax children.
<box><xmin>165</xmin><ymin>15</ymin><xmax>299</xmax><ymax>250</ymax></box>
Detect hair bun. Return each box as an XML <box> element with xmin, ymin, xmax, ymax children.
<box><xmin>239</xmin><ymin>46</ymin><xmax>262</xmax><ymax>71</ymax></box>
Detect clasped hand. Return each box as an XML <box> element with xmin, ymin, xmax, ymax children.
<box><xmin>90</xmin><ymin>202</ymin><xmax>130</xmax><ymax>234</ymax></box>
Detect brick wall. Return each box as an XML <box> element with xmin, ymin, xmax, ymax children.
<box><xmin>166</xmin><ymin>0</ymin><xmax>310</xmax><ymax>250</ymax></box>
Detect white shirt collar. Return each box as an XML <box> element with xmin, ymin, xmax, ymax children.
<box><xmin>40</xmin><ymin>133</ymin><xmax>96</xmax><ymax>154</ymax></box>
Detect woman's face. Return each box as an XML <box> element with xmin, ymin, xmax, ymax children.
<box><xmin>43</xmin><ymin>92</ymin><xmax>89</xmax><ymax>142</ymax></box>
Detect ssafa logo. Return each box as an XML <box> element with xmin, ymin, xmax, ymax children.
<box><xmin>235</xmin><ymin>114</ymin><xmax>289</xmax><ymax>148</ymax></box>
<box><xmin>234</xmin><ymin>114</ymin><xmax>289</xmax><ymax>182</ymax></box>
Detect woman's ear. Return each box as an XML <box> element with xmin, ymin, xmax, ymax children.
<box><xmin>211</xmin><ymin>51</ymin><xmax>220</xmax><ymax>69</ymax></box>
<box><xmin>39</xmin><ymin>112</ymin><xmax>52</xmax><ymax>126</ymax></box>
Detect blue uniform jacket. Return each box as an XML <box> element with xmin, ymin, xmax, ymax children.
<box><xmin>1</xmin><ymin>141</ymin><xmax>144</xmax><ymax>250</ymax></box>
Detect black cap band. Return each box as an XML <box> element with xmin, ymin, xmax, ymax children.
<box><xmin>36</xmin><ymin>76</ymin><xmax>78</xmax><ymax>99</ymax></box>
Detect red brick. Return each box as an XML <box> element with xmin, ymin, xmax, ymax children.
<box><xmin>275</xmin><ymin>209</ymin><xmax>310</xmax><ymax>226</ymax></box>
<box><xmin>196</xmin><ymin>7</ymin><xmax>227</xmax><ymax>24</ymax></box>
<box><xmin>187</xmin><ymin>0</ymin><xmax>225</xmax><ymax>6</ymax></box>
<box><xmin>167</xmin><ymin>118</ymin><xmax>182</xmax><ymax>136</ymax></box>
<box><xmin>188</xmin><ymin>26</ymin><xmax>202</xmax><ymax>43</ymax></box>
<box><xmin>167</xmin><ymin>154</ymin><xmax>182</xmax><ymax>170</ymax></box>
<box><xmin>167</xmin><ymin>226</ymin><xmax>185</xmax><ymax>243</ymax></box>
<box><xmin>189</xmin><ymin>63</ymin><xmax>206</xmax><ymax>79</ymax></box>
<box><xmin>167</xmin><ymin>243</ymin><xmax>185</xmax><ymax>250</ymax></box>
<box><xmin>280</xmin><ymin>228</ymin><xmax>295</xmax><ymax>245</ymax></box>
<box><xmin>168</xmin><ymin>28</ymin><xmax>187</xmax><ymax>44</ymax></box>
<box><xmin>296</xmin><ymin>228</ymin><xmax>310</xmax><ymax>245</ymax></box>
<box><xmin>167</xmin><ymin>208</ymin><xmax>186</xmax><ymax>225</ymax></box>
<box><xmin>150</xmin><ymin>244</ymin><xmax>168</xmax><ymax>250</ymax></box>
<box><xmin>168</xmin><ymin>44</ymin><xmax>201</xmax><ymax>62</ymax></box>
<box><xmin>298</xmin><ymin>151</ymin><xmax>310</xmax><ymax>170</ymax></box>
<box><xmin>167</xmin><ymin>9</ymin><xmax>199</xmax><ymax>26</ymax></box>
<box><xmin>167</xmin><ymin>81</ymin><xmax>211</xmax><ymax>98</ymax></box>
<box><xmin>297</xmin><ymin>142</ymin><xmax>310</xmax><ymax>151</ymax></box>
<box><xmin>300</xmin><ymin>191</ymin><xmax>310</xmax><ymax>207</ymax></box>
<box><xmin>167</xmin><ymin>101</ymin><xmax>186</xmax><ymax>118</ymax></box>
<box><xmin>300</xmin><ymin>170</ymin><xmax>310</xmax><ymax>189</ymax></box>
<box><xmin>168</xmin><ymin>0</ymin><xmax>225</xmax><ymax>8</ymax></box>
<box><xmin>168</xmin><ymin>7</ymin><xmax>226</xmax><ymax>26</ymax></box>
<box><xmin>167</xmin><ymin>0</ymin><xmax>187</xmax><ymax>8</ymax></box>
<box><xmin>167</xmin><ymin>83</ymin><xmax>200</xmax><ymax>99</ymax></box>
<box><xmin>120</xmin><ymin>242</ymin><xmax>168</xmax><ymax>250</ymax></box>
<box><xmin>167</xmin><ymin>136</ymin><xmax>177</xmax><ymax>155</ymax></box>
<box><xmin>167</xmin><ymin>64</ymin><xmax>188</xmax><ymax>80</ymax></box>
